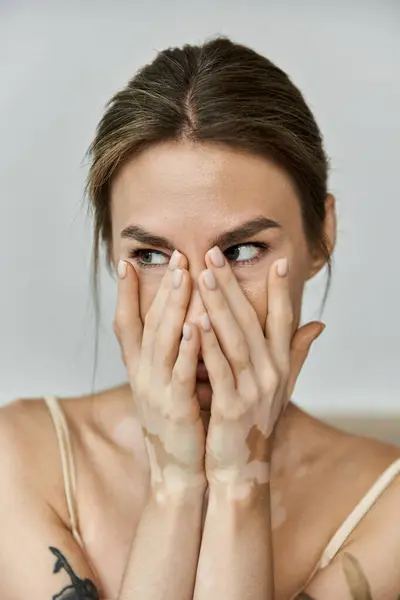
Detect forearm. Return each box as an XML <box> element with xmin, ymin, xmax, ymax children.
<box><xmin>193</xmin><ymin>481</ymin><xmax>274</xmax><ymax>600</ymax></box>
<box><xmin>118</xmin><ymin>485</ymin><xmax>206</xmax><ymax>600</ymax></box>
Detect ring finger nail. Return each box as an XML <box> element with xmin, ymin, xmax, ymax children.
<box><xmin>203</xmin><ymin>269</ymin><xmax>217</xmax><ymax>290</ymax></box>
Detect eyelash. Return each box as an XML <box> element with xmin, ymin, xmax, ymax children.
<box><xmin>128</xmin><ymin>242</ymin><xmax>271</xmax><ymax>270</ymax></box>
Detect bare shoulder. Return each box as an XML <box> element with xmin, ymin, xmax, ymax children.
<box><xmin>0</xmin><ymin>396</ymin><xmax>73</xmax><ymax>524</ymax></box>
<box><xmin>339</xmin><ymin>429</ymin><xmax>400</xmax><ymax>530</ymax></box>
<box><xmin>314</xmin><ymin>415</ymin><xmax>400</xmax><ymax>538</ymax></box>
<box><xmin>0</xmin><ymin>398</ymin><xmax>104</xmax><ymax>598</ymax></box>
<box><xmin>0</xmin><ymin>384</ymin><xmax>138</xmax><ymax>510</ymax></box>
<box><xmin>299</xmin><ymin>423</ymin><xmax>400</xmax><ymax>597</ymax></box>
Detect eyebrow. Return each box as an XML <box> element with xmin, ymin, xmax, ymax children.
<box><xmin>120</xmin><ymin>215</ymin><xmax>282</xmax><ymax>251</ymax></box>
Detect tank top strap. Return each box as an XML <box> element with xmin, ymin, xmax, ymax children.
<box><xmin>43</xmin><ymin>395</ymin><xmax>84</xmax><ymax>550</ymax></box>
<box><xmin>317</xmin><ymin>457</ymin><xmax>400</xmax><ymax>568</ymax></box>
<box><xmin>293</xmin><ymin>456</ymin><xmax>400</xmax><ymax>597</ymax></box>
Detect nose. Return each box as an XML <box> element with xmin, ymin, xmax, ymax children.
<box><xmin>185</xmin><ymin>285</ymin><xmax>206</xmax><ymax>329</ymax></box>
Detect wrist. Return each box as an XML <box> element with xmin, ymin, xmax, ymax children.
<box><xmin>208</xmin><ymin>478</ymin><xmax>270</xmax><ymax>509</ymax></box>
<box><xmin>151</xmin><ymin>472</ymin><xmax>207</xmax><ymax>506</ymax></box>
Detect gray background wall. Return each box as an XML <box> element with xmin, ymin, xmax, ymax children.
<box><xmin>0</xmin><ymin>0</ymin><xmax>399</xmax><ymax>416</ymax></box>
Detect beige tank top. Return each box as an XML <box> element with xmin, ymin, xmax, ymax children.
<box><xmin>43</xmin><ymin>394</ymin><xmax>400</xmax><ymax>587</ymax></box>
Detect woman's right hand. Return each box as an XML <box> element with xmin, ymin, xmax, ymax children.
<box><xmin>113</xmin><ymin>250</ymin><xmax>207</xmax><ymax>497</ymax></box>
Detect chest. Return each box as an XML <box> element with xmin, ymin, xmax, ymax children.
<box><xmin>75</xmin><ymin>446</ymin><xmax>337</xmax><ymax>600</ymax></box>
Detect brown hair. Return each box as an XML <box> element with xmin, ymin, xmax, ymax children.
<box><xmin>83</xmin><ymin>35</ymin><xmax>333</xmax><ymax>388</ymax></box>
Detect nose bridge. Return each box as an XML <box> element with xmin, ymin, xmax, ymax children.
<box><xmin>185</xmin><ymin>267</ymin><xmax>206</xmax><ymax>326</ymax></box>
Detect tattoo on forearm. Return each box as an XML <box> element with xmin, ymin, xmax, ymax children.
<box><xmin>49</xmin><ymin>547</ymin><xmax>100</xmax><ymax>599</ymax></box>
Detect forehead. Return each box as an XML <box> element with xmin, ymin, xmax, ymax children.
<box><xmin>111</xmin><ymin>140</ymin><xmax>301</xmax><ymax>239</ymax></box>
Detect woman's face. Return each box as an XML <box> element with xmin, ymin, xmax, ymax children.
<box><xmin>110</xmin><ymin>140</ymin><xmax>334</xmax><ymax>408</ymax></box>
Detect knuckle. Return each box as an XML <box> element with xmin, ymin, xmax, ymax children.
<box><xmin>173</xmin><ymin>367</ymin><xmax>190</xmax><ymax>387</ymax></box>
<box><xmin>231</xmin><ymin>340</ymin><xmax>249</xmax><ymax>368</ymax></box>
<box><xmin>280</xmin><ymin>361</ymin><xmax>290</xmax><ymax>381</ymax></box>
<box><xmin>261</xmin><ymin>369</ymin><xmax>280</xmax><ymax>394</ymax></box>
<box><xmin>114</xmin><ymin>307</ymin><xmax>131</xmax><ymax>329</ymax></box>
<box><xmin>244</xmin><ymin>383</ymin><xmax>259</xmax><ymax>405</ymax></box>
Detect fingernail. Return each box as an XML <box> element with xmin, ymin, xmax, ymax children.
<box><xmin>203</xmin><ymin>269</ymin><xmax>217</xmax><ymax>290</ymax></box>
<box><xmin>169</xmin><ymin>250</ymin><xmax>181</xmax><ymax>271</ymax></box>
<box><xmin>277</xmin><ymin>258</ymin><xmax>288</xmax><ymax>277</ymax></box>
<box><xmin>208</xmin><ymin>246</ymin><xmax>225</xmax><ymax>268</ymax></box>
<box><xmin>199</xmin><ymin>313</ymin><xmax>211</xmax><ymax>331</ymax></box>
<box><xmin>182</xmin><ymin>323</ymin><xmax>192</xmax><ymax>340</ymax></box>
<box><xmin>315</xmin><ymin>323</ymin><xmax>326</xmax><ymax>339</ymax></box>
<box><xmin>118</xmin><ymin>260</ymin><xmax>127</xmax><ymax>279</ymax></box>
<box><xmin>173</xmin><ymin>268</ymin><xmax>183</xmax><ymax>288</ymax></box>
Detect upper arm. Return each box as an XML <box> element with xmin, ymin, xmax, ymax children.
<box><xmin>298</xmin><ymin>544</ymin><xmax>400</xmax><ymax>600</ymax></box>
<box><xmin>0</xmin><ymin>404</ymin><xmax>104</xmax><ymax>600</ymax></box>
<box><xmin>297</xmin><ymin>482</ymin><xmax>400</xmax><ymax>600</ymax></box>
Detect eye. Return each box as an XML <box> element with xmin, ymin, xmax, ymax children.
<box><xmin>128</xmin><ymin>242</ymin><xmax>271</xmax><ymax>270</ymax></box>
<box><xmin>224</xmin><ymin>242</ymin><xmax>270</xmax><ymax>266</ymax></box>
<box><xmin>128</xmin><ymin>249</ymin><xmax>169</xmax><ymax>269</ymax></box>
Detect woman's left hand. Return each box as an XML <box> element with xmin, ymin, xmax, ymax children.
<box><xmin>197</xmin><ymin>246</ymin><xmax>325</xmax><ymax>491</ymax></box>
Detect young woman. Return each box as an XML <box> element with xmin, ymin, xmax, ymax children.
<box><xmin>1</xmin><ymin>35</ymin><xmax>399</xmax><ymax>600</ymax></box>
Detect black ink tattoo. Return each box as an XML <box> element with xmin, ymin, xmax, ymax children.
<box><xmin>49</xmin><ymin>547</ymin><xmax>100</xmax><ymax>600</ymax></box>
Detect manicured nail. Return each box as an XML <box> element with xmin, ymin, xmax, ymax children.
<box><xmin>173</xmin><ymin>268</ymin><xmax>183</xmax><ymax>288</ymax></box>
<box><xmin>208</xmin><ymin>246</ymin><xmax>225</xmax><ymax>268</ymax></box>
<box><xmin>199</xmin><ymin>313</ymin><xmax>211</xmax><ymax>331</ymax></box>
<box><xmin>118</xmin><ymin>260</ymin><xmax>127</xmax><ymax>279</ymax></box>
<box><xmin>169</xmin><ymin>250</ymin><xmax>181</xmax><ymax>271</ymax></box>
<box><xmin>182</xmin><ymin>323</ymin><xmax>192</xmax><ymax>340</ymax></box>
<box><xmin>277</xmin><ymin>258</ymin><xmax>288</xmax><ymax>277</ymax></box>
<box><xmin>203</xmin><ymin>269</ymin><xmax>217</xmax><ymax>290</ymax></box>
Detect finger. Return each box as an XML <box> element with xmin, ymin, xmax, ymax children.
<box><xmin>154</xmin><ymin>267</ymin><xmax>192</xmax><ymax>381</ymax></box>
<box><xmin>198</xmin><ymin>269</ymin><xmax>255</xmax><ymax>389</ymax></box>
<box><xmin>204</xmin><ymin>247</ymin><xmax>270</xmax><ymax>377</ymax></box>
<box><xmin>265</xmin><ymin>258</ymin><xmax>293</xmax><ymax>378</ymax></box>
<box><xmin>141</xmin><ymin>249</ymin><xmax>184</xmax><ymax>360</ymax></box>
<box><xmin>113</xmin><ymin>259</ymin><xmax>143</xmax><ymax>371</ymax></box>
<box><xmin>197</xmin><ymin>312</ymin><xmax>235</xmax><ymax>409</ymax></box>
<box><xmin>171</xmin><ymin>322</ymin><xmax>202</xmax><ymax>418</ymax></box>
<box><xmin>287</xmin><ymin>322</ymin><xmax>325</xmax><ymax>399</ymax></box>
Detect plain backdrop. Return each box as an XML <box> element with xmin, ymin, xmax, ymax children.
<box><xmin>0</xmin><ymin>0</ymin><xmax>399</xmax><ymax>415</ymax></box>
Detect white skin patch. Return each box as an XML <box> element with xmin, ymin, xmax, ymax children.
<box><xmin>270</xmin><ymin>490</ymin><xmax>287</xmax><ymax>530</ymax></box>
<box><xmin>112</xmin><ymin>415</ymin><xmax>149</xmax><ymax>470</ymax></box>
<box><xmin>144</xmin><ymin>440</ymin><xmax>164</xmax><ymax>486</ymax></box>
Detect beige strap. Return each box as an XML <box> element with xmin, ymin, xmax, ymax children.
<box><xmin>318</xmin><ymin>457</ymin><xmax>400</xmax><ymax>568</ymax></box>
<box><xmin>43</xmin><ymin>395</ymin><xmax>84</xmax><ymax>550</ymax></box>
<box><xmin>289</xmin><ymin>457</ymin><xmax>400</xmax><ymax>599</ymax></box>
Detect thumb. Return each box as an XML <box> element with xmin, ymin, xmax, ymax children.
<box><xmin>286</xmin><ymin>321</ymin><xmax>326</xmax><ymax>400</ymax></box>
